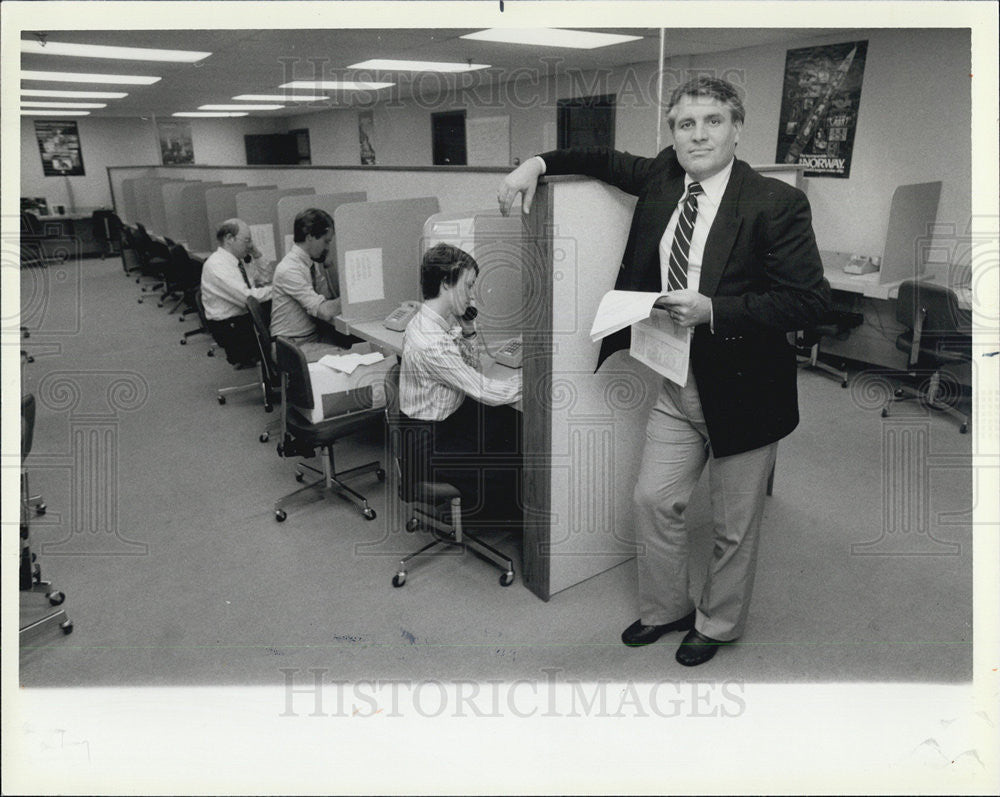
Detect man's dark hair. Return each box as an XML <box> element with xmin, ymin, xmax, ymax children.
<box><xmin>665</xmin><ymin>76</ymin><xmax>746</xmax><ymax>130</ymax></box>
<box><xmin>293</xmin><ymin>208</ymin><xmax>334</xmax><ymax>243</ymax></box>
<box><xmin>420</xmin><ymin>243</ymin><xmax>479</xmax><ymax>300</ymax></box>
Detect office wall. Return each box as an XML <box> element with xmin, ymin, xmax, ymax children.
<box><xmin>25</xmin><ymin>28</ymin><xmax>969</xmax><ymax>262</ymax></box>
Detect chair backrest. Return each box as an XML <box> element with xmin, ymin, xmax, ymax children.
<box><xmin>275</xmin><ymin>336</ymin><xmax>316</xmax><ymax>410</ymax></box>
<box><xmin>895</xmin><ymin>280</ymin><xmax>971</xmax><ymax>338</ymax></box>
<box><xmin>21</xmin><ymin>394</ymin><xmax>36</xmax><ymax>460</ymax></box>
<box><xmin>246</xmin><ymin>296</ymin><xmax>277</xmax><ymax>388</ymax></box>
<box><xmin>193</xmin><ymin>288</ymin><xmax>213</xmax><ymax>332</ymax></box>
<box><xmin>91</xmin><ymin>210</ymin><xmax>122</xmax><ymax>243</ymax></box>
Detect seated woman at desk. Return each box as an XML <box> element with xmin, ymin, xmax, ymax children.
<box><xmin>400</xmin><ymin>243</ymin><xmax>522</xmax><ymax>520</ymax></box>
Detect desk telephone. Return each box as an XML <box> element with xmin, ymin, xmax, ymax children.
<box><xmin>383</xmin><ymin>301</ymin><xmax>420</xmax><ymax>331</ymax></box>
<box><xmin>843</xmin><ymin>254</ymin><xmax>880</xmax><ymax>275</ymax></box>
<box><xmin>493</xmin><ymin>337</ymin><xmax>523</xmax><ymax>369</ymax></box>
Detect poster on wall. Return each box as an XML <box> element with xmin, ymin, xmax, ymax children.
<box><xmin>775</xmin><ymin>40</ymin><xmax>868</xmax><ymax>178</ymax></box>
<box><xmin>158</xmin><ymin>119</ymin><xmax>195</xmax><ymax>165</ymax></box>
<box><xmin>359</xmin><ymin>110</ymin><xmax>376</xmax><ymax>165</ymax></box>
<box><xmin>34</xmin><ymin>120</ymin><xmax>86</xmax><ymax>176</ymax></box>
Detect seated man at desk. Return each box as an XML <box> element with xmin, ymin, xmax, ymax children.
<box><xmin>400</xmin><ymin>243</ymin><xmax>522</xmax><ymax>520</ymax></box>
<box><xmin>200</xmin><ymin>218</ymin><xmax>272</xmax><ymax>368</ymax></box>
<box><xmin>270</xmin><ymin>208</ymin><xmax>356</xmax><ymax>362</ymax></box>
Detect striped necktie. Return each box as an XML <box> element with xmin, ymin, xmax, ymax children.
<box><xmin>666</xmin><ymin>181</ymin><xmax>703</xmax><ymax>292</ymax></box>
<box><xmin>236</xmin><ymin>257</ymin><xmax>252</xmax><ymax>289</ymax></box>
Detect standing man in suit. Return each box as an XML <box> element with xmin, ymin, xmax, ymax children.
<box><xmin>498</xmin><ymin>77</ymin><xmax>829</xmax><ymax>665</ymax></box>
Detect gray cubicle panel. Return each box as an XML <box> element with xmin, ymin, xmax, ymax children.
<box><xmin>118</xmin><ymin>175</ymin><xmax>149</xmax><ymax>225</ymax></box>
<box><xmin>275</xmin><ymin>191</ymin><xmax>367</xmax><ymax>265</ymax></box>
<box><xmin>879</xmin><ymin>181</ymin><xmax>942</xmax><ymax>284</ymax></box>
<box><xmin>521</xmin><ymin>177</ymin><xmax>661</xmax><ymax>601</ymax></box>
<box><xmin>235</xmin><ymin>187</ymin><xmax>316</xmax><ymax>267</ymax></box>
<box><xmin>203</xmin><ymin>184</ymin><xmax>265</xmax><ymax>241</ymax></box>
<box><xmin>149</xmin><ymin>179</ymin><xmax>189</xmax><ymax>239</ymax></box>
<box><xmin>334</xmin><ymin>197</ymin><xmax>440</xmax><ymax>323</ymax></box>
<box><xmin>164</xmin><ymin>181</ymin><xmax>222</xmax><ymax>251</ymax></box>
<box><xmin>134</xmin><ymin>177</ymin><xmax>182</xmax><ymax>230</ymax></box>
<box><xmin>422</xmin><ymin>209</ymin><xmax>527</xmax><ymax>345</ymax></box>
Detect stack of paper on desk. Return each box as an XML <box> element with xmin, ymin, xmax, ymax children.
<box><xmin>317</xmin><ymin>351</ymin><xmax>386</xmax><ymax>375</ymax></box>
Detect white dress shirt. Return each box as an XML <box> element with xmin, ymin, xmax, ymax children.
<box><xmin>400</xmin><ymin>303</ymin><xmax>522</xmax><ymax>421</ymax></box>
<box><xmin>270</xmin><ymin>244</ymin><xmax>340</xmax><ymax>341</ymax></box>
<box><xmin>658</xmin><ymin>158</ymin><xmax>735</xmax><ymax>294</ymax></box>
<box><xmin>200</xmin><ymin>247</ymin><xmax>273</xmax><ymax>321</ymax></box>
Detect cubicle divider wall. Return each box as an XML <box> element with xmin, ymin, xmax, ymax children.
<box><xmin>235</xmin><ymin>187</ymin><xmax>315</xmax><ymax>271</ymax></box>
<box><xmin>148</xmin><ymin>179</ymin><xmax>190</xmax><ymax>239</ymax></box>
<box><xmin>164</xmin><ymin>181</ymin><xmax>223</xmax><ymax>252</ymax></box>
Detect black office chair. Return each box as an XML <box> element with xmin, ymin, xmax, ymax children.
<box><xmin>20</xmin><ymin>394</ymin><xmax>72</xmax><ymax>639</ymax></box>
<box><xmin>193</xmin><ymin>289</ymin><xmax>263</xmax><ymax>404</ymax></box>
<box><xmin>246</xmin><ymin>295</ymin><xmax>281</xmax><ymax>442</ymax></box>
<box><xmin>133</xmin><ymin>223</ymin><xmax>170</xmax><ymax>299</ymax></box>
<box><xmin>795</xmin><ymin>310</ymin><xmax>861</xmax><ymax>388</ymax></box>
<box><xmin>383</xmin><ymin>363</ymin><xmax>515</xmax><ymax>588</ymax></box>
<box><xmin>273</xmin><ymin>336</ymin><xmax>384</xmax><ymax>522</ymax></box>
<box><xmin>119</xmin><ymin>225</ymin><xmax>144</xmax><ymax>277</ymax></box>
<box><xmin>91</xmin><ymin>209</ymin><xmax>122</xmax><ymax>259</ymax></box>
<box><xmin>881</xmin><ymin>280</ymin><xmax>972</xmax><ymax>433</ymax></box>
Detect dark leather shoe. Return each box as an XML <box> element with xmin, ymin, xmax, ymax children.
<box><xmin>675</xmin><ymin>629</ymin><xmax>730</xmax><ymax>666</ymax></box>
<box><xmin>621</xmin><ymin>610</ymin><xmax>696</xmax><ymax>647</ymax></box>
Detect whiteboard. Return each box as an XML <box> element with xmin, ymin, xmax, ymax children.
<box><xmin>466</xmin><ymin>115</ymin><xmax>510</xmax><ymax>166</ymax></box>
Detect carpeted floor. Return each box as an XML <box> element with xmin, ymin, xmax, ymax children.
<box><xmin>18</xmin><ymin>254</ymin><xmax>973</xmax><ymax>686</ymax></box>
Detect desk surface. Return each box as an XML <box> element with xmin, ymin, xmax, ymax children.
<box><xmin>822</xmin><ymin>250</ymin><xmax>971</xmax><ymax>310</ymax></box>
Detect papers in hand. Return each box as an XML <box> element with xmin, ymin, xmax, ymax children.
<box><xmin>318</xmin><ymin>351</ymin><xmax>385</xmax><ymax>375</ymax></box>
<box><xmin>590</xmin><ymin>290</ymin><xmax>690</xmax><ymax>387</ymax></box>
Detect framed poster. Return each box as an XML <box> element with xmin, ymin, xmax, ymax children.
<box><xmin>158</xmin><ymin>119</ymin><xmax>195</xmax><ymax>165</ymax></box>
<box><xmin>359</xmin><ymin>110</ymin><xmax>376</xmax><ymax>165</ymax></box>
<box><xmin>775</xmin><ymin>40</ymin><xmax>868</xmax><ymax>178</ymax></box>
<box><xmin>34</xmin><ymin>119</ymin><xmax>86</xmax><ymax>176</ymax></box>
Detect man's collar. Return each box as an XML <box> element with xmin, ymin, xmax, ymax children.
<box><xmin>685</xmin><ymin>157</ymin><xmax>735</xmax><ymax>205</ymax></box>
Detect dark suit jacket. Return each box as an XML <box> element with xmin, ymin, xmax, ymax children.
<box><xmin>541</xmin><ymin>146</ymin><xmax>830</xmax><ymax>457</ymax></box>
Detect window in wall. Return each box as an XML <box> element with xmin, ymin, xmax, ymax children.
<box><xmin>431</xmin><ymin>111</ymin><xmax>467</xmax><ymax>166</ymax></box>
<box><xmin>557</xmin><ymin>94</ymin><xmax>616</xmax><ymax>149</ymax></box>
<box><xmin>289</xmin><ymin>128</ymin><xmax>311</xmax><ymax>165</ymax></box>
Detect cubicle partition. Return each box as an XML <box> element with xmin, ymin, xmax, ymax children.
<box><xmin>148</xmin><ymin>179</ymin><xmax>189</xmax><ymax>239</ymax></box>
<box><xmin>163</xmin><ymin>181</ymin><xmax>222</xmax><ymax>251</ymax></box>
<box><xmin>203</xmin><ymin>184</ymin><xmax>262</xmax><ymax>242</ymax></box>
<box><xmin>235</xmin><ymin>187</ymin><xmax>315</xmax><ymax>268</ymax></box>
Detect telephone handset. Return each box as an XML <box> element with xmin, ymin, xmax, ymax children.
<box><xmin>383</xmin><ymin>300</ymin><xmax>420</xmax><ymax>331</ymax></box>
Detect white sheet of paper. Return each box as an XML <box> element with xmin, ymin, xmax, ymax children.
<box><xmin>630</xmin><ymin>309</ymin><xmax>691</xmax><ymax>387</ymax></box>
<box><xmin>344</xmin><ymin>247</ymin><xmax>385</xmax><ymax>303</ymax></box>
<box><xmin>317</xmin><ymin>351</ymin><xmax>385</xmax><ymax>375</ymax></box>
<box><xmin>590</xmin><ymin>290</ymin><xmax>662</xmax><ymax>342</ymax></box>
<box><xmin>248</xmin><ymin>223</ymin><xmax>277</xmax><ymax>264</ymax></box>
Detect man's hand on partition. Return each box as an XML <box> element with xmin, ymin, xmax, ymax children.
<box><xmin>655</xmin><ymin>290</ymin><xmax>712</xmax><ymax>328</ymax></box>
<box><xmin>498</xmin><ymin>157</ymin><xmax>545</xmax><ymax>216</ymax></box>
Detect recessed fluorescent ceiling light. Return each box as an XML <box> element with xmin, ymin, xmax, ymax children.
<box><xmin>199</xmin><ymin>104</ymin><xmax>284</xmax><ymax>111</ymax></box>
<box><xmin>21</xmin><ymin>100</ymin><xmax>107</xmax><ymax>108</ymax></box>
<box><xmin>460</xmin><ymin>29</ymin><xmax>642</xmax><ymax>49</ymax></box>
<box><xmin>21</xmin><ymin>109</ymin><xmax>90</xmax><ymax>116</ymax></box>
<box><xmin>233</xmin><ymin>94</ymin><xmax>328</xmax><ymax>102</ymax></box>
<box><xmin>22</xmin><ymin>69</ymin><xmax>161</xmax><ymax>85</ymax></box>
<box><xmin>22</xmin><ymin>88</ymin><xmax>128</xmax><ymax>99</ymax></box>
<box><xmin>21</xmin><ymin>40</ymin><xmax>211</xmax><ymax>62</ymax></box>
<box><xmin>348</xmin><ymin>59</ymin><xmax>489</xmax><ymax>73</ymax></box>
<box><xmin>173</xmin><ymin>112</ymin><xmax>248</xmax><ymax>118</ymax></box>
<box><xmin>279</xmin><ymin>80</ymin><xmax>394</xmax><ymax>90</ymax></box>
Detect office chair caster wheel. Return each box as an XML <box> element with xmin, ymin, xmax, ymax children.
<box><xmin>60</xmin><ymin>620</ymin><xmax>74</xmax><ymax>634</ymax></box>
<box><xmin>500</xmin><ymin>571</ymin><xmax>515</xmax><ymax>587</ymax></box>
<box><xmin>138</xmin><ymin>298</ymin><xmax>143</xmax><ymax>304</ymax></box>
<box><xmin>207</xmin><ymin>349</ymin><xmax>214</xmax><ymax>357</ymax></box>
<box><xmin>295</xmin><ymin>471</ymin><xmax>305</xmax><ymax>482</ymax></box>
<box><xmin>894</xmin><ymin>387</ymin><xmax>905</xmax><ymax>398</ymax></box>
<box><xmin>392</xmin><ymin>573</ymin><xmax>406</xmax><ymax>588</ymax></box>
<box><xmin>840</xmin><ymin>380</ymin><xmax>848</xmax><ymax>388</ymax></box>
<box><xmin>405</xmin><ymin>518</ymin><xmax>420</xmax><ymax>533</ymax></box>
<box><xmin>881</xmin><ymin>407</ymin><xmax>889</xmax><ymax>418</ymax></box>
<box><xmin>363</xmin><ymin>508</ymin><xmax>377</xmax><ymax>521</ymax></box>
<box><xmin>35</xmin><ymin>503</ymin><xmax>46</xmax><ymax>516</ymax></box>
<box><xmin>376</xmin><ymin>468</ymin><xmax>386</xmax><ymax>481</ymax></box>
<box><xmin>26</xmin><ymin>355</ymin><xmax>35</xmax><ymax>363</ymax></box>
<box><xmin>960</xmin><ymin>423</ymin><xmax>968</xmax><ymax>434</ymax></box>
<box><xmin>48</xmin><ymin>591</ymin><xmax>65</xmax><ymax>606</ymax></box>
<box><xmin>264</xmin><ymin>402</ymin><xmax>273</xmax><ymax>413</ymax></box>
<box><xmin>275</xmin><ymin>509</ymin><xmax>287</xmax><ymax>522</ymax></box>
<box><xmin>259</xmin><ymin>432</ymin><xmax>269</xmax><ymax>443</ymax></box>
<box><xmin>217</xmin><ymin>396</ymin><xmax>226</xmax><ymax>405</ymax></box>
<box><xmin>180</xmin><ymin>338</ymin><xmax>187</xmax><ymax>345</ymax></box>
<box><xmin>157</xmin><ymin>302</ymin><xmax>164</xmax><ymax>308</ymax></box>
